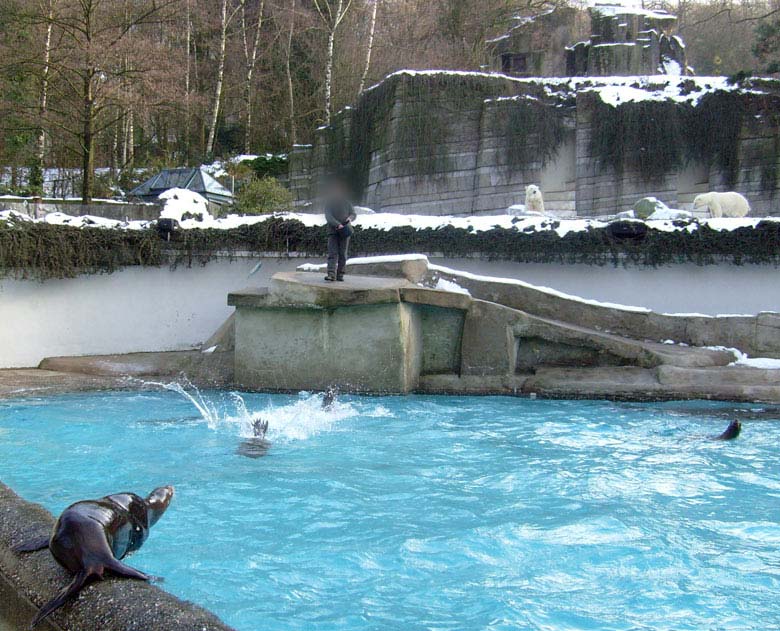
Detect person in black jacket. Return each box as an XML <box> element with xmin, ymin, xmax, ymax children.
<box><xmin>323</xmin><ymin>177</ymin><xmax>357</xmax><ymax>282</ymax></box>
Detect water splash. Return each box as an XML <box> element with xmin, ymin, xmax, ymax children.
<box><xmin>226</xmin><ymin>391</ymin><xmax>358</xmax><ymax>443</ymax></box>
<box><xmin>138</xmin><ymin>377</ymin><xmax>222</xmax><ymax>428</ymax></box>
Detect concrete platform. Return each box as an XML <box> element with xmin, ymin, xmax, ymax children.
<box><xmin>226</xmin><ymin>270</ymin><xmax>780</xmax><ymax>401</ymax></box>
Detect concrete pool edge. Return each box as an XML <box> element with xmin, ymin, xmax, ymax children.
<box><xmin>0</xmin><ymin>482</ymin><xmax>236</xmax><ymax>631</ymax></box>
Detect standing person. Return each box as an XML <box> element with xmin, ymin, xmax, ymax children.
<box><xmin>323</xmin><ymin>177</ymin><xmax>357</xmax><ymax>282</ymax></box>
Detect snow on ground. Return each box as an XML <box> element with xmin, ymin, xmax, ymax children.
<box><xmin>367</xmin><ymin>69</ymin><xmax>758</xmax><ymax>111</ymax></box>
<box><xmin>2</xmin><ymin>201</ymin><xmax>778</xmax><ymax>238</ymax></box>
<box><xmin>733</xmin><ymin>356</ymin><xmax>780</xmax><ymax>369</ymax></box>
<box><xmin>706</xmin><ymin>346</ymin><xmax>780</xmax><ymax>369</ymax></box>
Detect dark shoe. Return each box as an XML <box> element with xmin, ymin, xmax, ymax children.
<box><xmin>336</xmin><ymin>275</ymin><xmax>345</xmax><ymax>282</ymax></box>
<box><xmin>324</xmin><ymin>274</ymin><xmax>336</xmax><ymax>282</ymax></box>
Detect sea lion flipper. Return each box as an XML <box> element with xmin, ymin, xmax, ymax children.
<box><xmin>12</xmin><ymin>536</ymin><xmax>50</xmax><ymax>554</ymax></box>
<box><xmin>104</xmin><ymin>557</ymin><xmax>150</xmax><ymax>581</ymax></box>
<box><xmin>31</xmin><ymin>569</ymin><xmax>89</xmax><ymax>629</ymax></box>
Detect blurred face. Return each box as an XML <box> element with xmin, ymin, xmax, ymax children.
<box><xmin>146</xmin><ymin>485</ymin><xmax>175</xmax><ymax>526</ymax></box>
<box><xmin>326</xmin><ymin>178</ymin><xmax>348</xmax><ymax>200</ymax></box>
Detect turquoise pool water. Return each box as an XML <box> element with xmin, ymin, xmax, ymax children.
<box><xmin>1</xmin><ymin>391</ymin><xmax>780</xmax><ymax>631</ymax></box>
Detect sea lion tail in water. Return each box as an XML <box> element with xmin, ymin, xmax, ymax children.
<box><xmin>714</xmin><ymin>420</ymin><xmax>742</xmax><ymax>441</ymax></box>
<box><xmin>252</xmin><ymin>419</ymin><xmax>269</xmax><ymax>438</ymax></box>
<box><xmin>14</xmin><ymin>486</ymin><xmax>174</xmax><ymax>628</ymax></box>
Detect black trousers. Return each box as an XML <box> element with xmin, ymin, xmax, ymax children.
<box><xmin>327</xmin><ymin>233</ymin><xmax>350</xmax><ymax>277</ymax></box>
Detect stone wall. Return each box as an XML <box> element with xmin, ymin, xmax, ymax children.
<box><xmin>289</xmin><ymin>72</ymin><xmax>780</xmax><ymax>217</ymax></box>
<box><xmin>0</xmin><ymin>198</ymin><xmax>160</xmax><ymax>221</ymax></box>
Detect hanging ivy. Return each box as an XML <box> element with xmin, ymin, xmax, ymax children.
<box><xmin>590</xmin><ymin>89</ymin><xmax>780</xmax><ymax>187</ymax></box>
<box><xmin>493</xmin><ymin>96</ymin><xmax>571</xmax><ymax>173</ymax></box>
<box><xmin>3</xmin><ymin>215</ymin><xmax>779</xmax><ymax>282</ymax></box>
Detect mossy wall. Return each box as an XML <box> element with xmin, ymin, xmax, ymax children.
<box><xmin>289</xmin><ymin>73</ymin><xmax>780</xmax><ymax>217</ymax></box>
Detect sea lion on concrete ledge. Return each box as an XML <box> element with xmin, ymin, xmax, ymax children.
<box><xmin>12</xmin><ymin>486</ymin><xmax>174</xmax><ymax>628</ymax></box>
<box><xmin>714</xmin><ymin>420</ymin><xmax>742</xmax><ymax>441</ymax></box>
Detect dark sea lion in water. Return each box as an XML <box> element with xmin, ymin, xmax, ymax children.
<box><xmin>13</xmin><ymin>486</ymin><xmax>174</xmax><ymax>628</ymax></box>
<box><xmin>321</xmin><ymin>388</ymin><xmax>337</xmax><ymax>410</ymax></box>
<box><xmin>713</xmin><ymin>420</ymin><xmax>742</xmax><ymax>441</ymax></box>
<box><xmin>237</xmin><ymin>420</ymin><xmax>271</xmax><ymax>458</ymax></box>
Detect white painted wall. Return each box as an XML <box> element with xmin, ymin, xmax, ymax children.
<box><xmin>0</xmin><ymin>258</ymin><xmax>315</xmax><ymax>369</ymax></box>
<box><xmin>2</xmin><ymin>256</ymin><xmax>778</xmax><ymax>368</ymax></box>
<box><xmin>437</xmin><ymin>258</ymin><xmax>780</xmax><ymax>316</ymax></box>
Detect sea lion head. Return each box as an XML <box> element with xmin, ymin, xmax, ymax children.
<box><xmin>145</xmin><ymin>485</ymin><xmax>175</xmax><ymax>526</ymax></box>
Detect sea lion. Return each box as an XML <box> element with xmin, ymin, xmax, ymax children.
<box><xmin>321</xmin><ymin>388</ymin><xmax>337</xmax><ymax>410</ymax></box>
<box><xmin>714</xmin><ymin>420</ymin><xmax>742</xmax><ymax>441</ymax></box>
<box><xmin>237</xmin><ymin>420</ymin><xmax>271</xmax><ymax>458</ymax></box>
<box><xmin>13</xmin><ymin>486</ymin><xmax>174</xmax><ymax>628</ymax></box>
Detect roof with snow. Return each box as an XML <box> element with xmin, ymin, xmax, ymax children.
<box><xmin>129</xmin><ymin>167</ymin><xmax>233</xmax><ymax>205</ymax></box>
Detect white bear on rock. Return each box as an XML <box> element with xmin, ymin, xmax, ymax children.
<box><xmin>525</xmin><ymin>184</ymin><xmax>545</xmax><ymax>214</ymax></box>
<box><xmin>693</xmin><ymin>191</ymin><xmax>750</xmax><ymax>218</ymax></box>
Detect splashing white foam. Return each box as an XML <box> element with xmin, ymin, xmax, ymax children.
<box><xmin>137</xmin><ymin>378</ymin><xmax>360</xmax><ymax>443</ymax></box>
<box><xmin>226</xmin><ymin>391</ymin><xmax>358</xmax><ymax>443</ymax></box>
<box><xmin>138</xmin><ymin>377</ymin><xmax>222</xmax><ymax>428</ymax></box>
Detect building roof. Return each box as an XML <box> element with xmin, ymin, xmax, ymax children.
<box><xmin>129</xmin><ymin>167</ymin><xmax>233</xmax><ymax>203</ymax></box>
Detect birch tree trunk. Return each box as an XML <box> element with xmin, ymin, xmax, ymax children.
<box><xmin>184</xmin><ymin>0</ymin><xmax>192</xmax><ymax>162</ymax></box>
<box><xmin>323</xmin><ymin>9</ymin><xmax>338</xmax><ymax>125</ymax></box>
<box><xmin>316</xmin><ymin>0</ymin><xmax>352</xmax><ymax>125</ymax></box>
<box><xmin>358</xmin><ymin>0</ymin><xmax>378</xmax><ymax>95</ymax></box>
<box><xmin>36</xmin><ymin>0</ymin><xmax>54</xmax><ymax>173</ymax></box>
<box><xmin>206</xmin><ymin>0</ymin><xmax>230</xmax><ymax>158</ymax></box>
<box><xmin>285</xmin><ymin>0</ymin><xmax>297</xmax><ymax>144</ymax></box>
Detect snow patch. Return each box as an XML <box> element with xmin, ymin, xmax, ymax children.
<box><xmin>434</xmin><ymin>278</ymin><xmax>471</xmax><ymax>295</ymax></box>
<box><xmin>159</xmin><ymin>188</ymin><xmax>213</xmax><ymax>227</ymax></box>
<box><xmin>430</xmin><ymin>263</ymin><xmax>652</xmax><ymax>313</ymax></box>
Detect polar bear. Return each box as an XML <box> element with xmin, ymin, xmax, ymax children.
<box><xmin>692</xmin><ymin>191</ymin><xmax>750</xmax><ymax>218</ymax></box>
<box><xmin>525</xmin><ymin>184</ymin><xmax>545</xmax><ymax>214</ymax></box>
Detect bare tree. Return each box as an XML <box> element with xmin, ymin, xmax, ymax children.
<box><xmin>239</xmin><ymin>0</ymin><xmax>266</xmax><ymax>154</ymax></box>
<box><xmin>358</xmin><ymin>0</ymin><xmax>379</xmax><ymax>95</ymax></box>
<box><xmin>205</xmin><ymin>0</ymin><xmax>240</xmax><ymax>157</ymax></box>
<box><xmin>36</xmin><ymin>0</ymin><xmax>178</xmax><ymax>202</ymax></box>
<box><xmin>284</xmin><ymin>0</ymin><xmax>297</xmax><ymax>143</ymax></box>
<box><xmin>35</xmin><ymin>0</ymin><xmax>55</xmax><ymax>177</ymax></box>
<box><xmin>313</xmin><ymin>0</ymin><xmax>354</xmax><ymax>124</ymax></box>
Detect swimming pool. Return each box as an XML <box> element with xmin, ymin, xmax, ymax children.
<box><xmin>1</xmin><ymin>390</ymin><xmax>779</xmax><ymax>631</ymax></box>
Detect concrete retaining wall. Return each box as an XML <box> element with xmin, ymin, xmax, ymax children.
<box><xmin>0</xmin><ymin>199</ymin><xmax>159</xmax><ymax>221</ymax></box>
<box><xmin>289</xmin><ymin>73</ymin><xmax>780</xmax><ymax>216</ymax></box>
<box><xmin>2</xmin><ymin>255</ymin><xmax>779</xmax><ymax>369</ymax></box>
<box><xmin>0</xmin><ymin>482</ymin><xmax>234</xmax><ymax>631</ymax></box>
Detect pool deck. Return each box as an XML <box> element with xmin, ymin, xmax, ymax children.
<box><xmin>0</xmin><ymin>369</ymin><xmax>127</xmax><ymax>399</ymax></box>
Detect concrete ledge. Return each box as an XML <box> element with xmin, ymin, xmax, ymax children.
<box><xmin>226</xmin><ymin>287</ymin><xmax>270</xmax><ymax>308</ymax></box>
<box><xmin>229</xmin><ymin>273</ymin><xmax>411</xmax><ymax>310</ymax></box>
<box><xmin>0</xmin><ymin>482</ymin><xmax>235</xmax><ymax>631</ymax></box>
<box><xmin>399</xmin><ymin>286</ymin><xmax>472</xmax><ymax>310</ymax></box>
<box><xmin>38</xmin><ymin>351</ymin><xmax>233</xmax><ymax>387</ymax></box>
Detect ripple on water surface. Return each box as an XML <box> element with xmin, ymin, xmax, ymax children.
<box><xmin>0</xmin><ymin>393</ymin><xmax>779</xmax><ymax>631</ymax></box>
